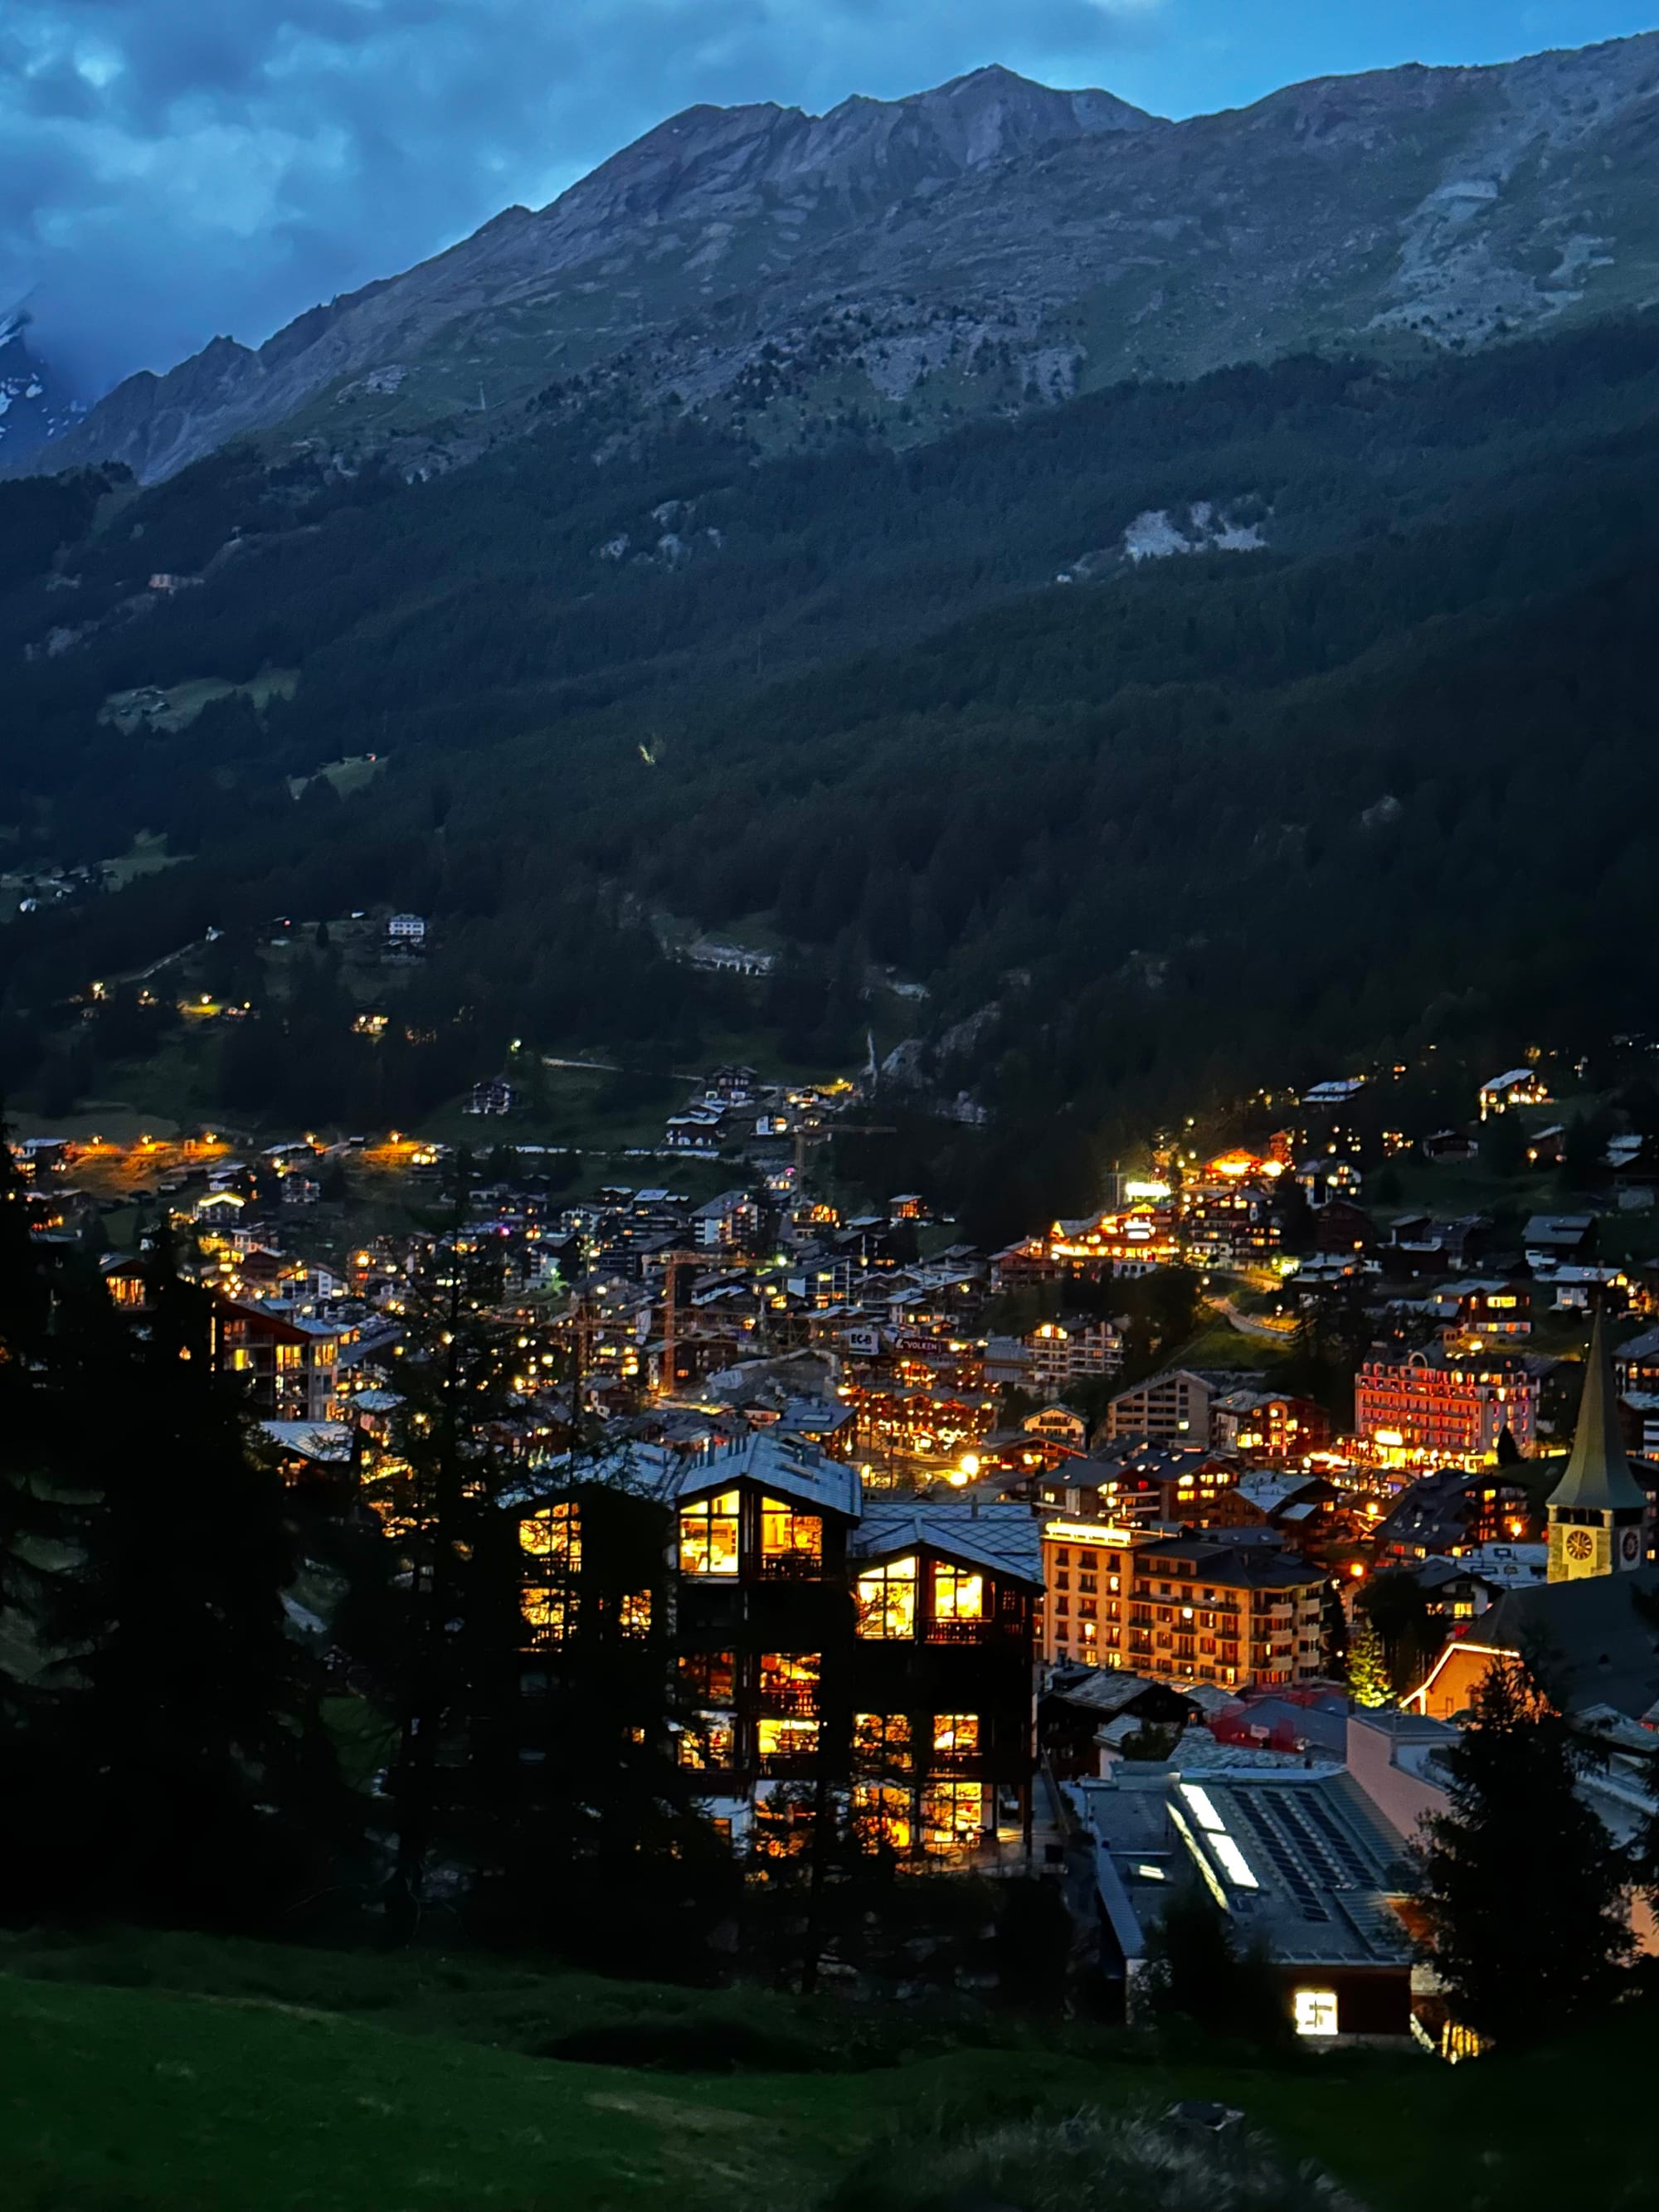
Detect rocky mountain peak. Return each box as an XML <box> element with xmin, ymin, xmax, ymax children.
<box><xmin>561</xmin><ymin>64</ymin><xmax>1143</xmax><ymax>222</ymax></box>
<box><xmin>19</xmin><ymin>33</ymin><xmax>1659</xmax><ymax>488</ymax></box>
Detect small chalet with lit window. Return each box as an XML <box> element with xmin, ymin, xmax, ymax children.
<box><xmin>215</xmin><ymin>1296</ymin><xmax>340</xmax><ymax>1422</ymax></box>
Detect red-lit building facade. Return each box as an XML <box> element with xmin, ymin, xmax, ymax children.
<box><xmin>1355</xmin><ymin>1349</ymin><xmax>1536</xmax><ymax>1466</ymax></box>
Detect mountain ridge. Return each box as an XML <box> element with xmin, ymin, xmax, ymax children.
<box><xmin>22</xmin><ymin>32</ymin><xmax>1659</xmax><ymax>485</ymax></box>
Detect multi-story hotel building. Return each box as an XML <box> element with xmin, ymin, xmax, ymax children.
<box><xmin>1355</xmin><ymin>1348</ymin><xmax>1536</xmax><ymax>1465</ymax></box>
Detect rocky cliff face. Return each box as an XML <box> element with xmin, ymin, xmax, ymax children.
<box><xmin>29</xmin><ymin>36</ymin><xmax>1659</xmax><ymax>484</ymax></box>
<box><xmin>0</xmin><ymin>314</ymin><xmax>84</xmax><ymax>468</ymax></box>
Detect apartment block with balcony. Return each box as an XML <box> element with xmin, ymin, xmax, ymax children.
<box><xmin>1104</xmin><ymin>1369</ymin><xmax>1214</xmax><ymax>1446</ymax></box>
<box><xmin>845</xmin><ymin>1502</ymin><xmax>1043</xmax><ymax>1855</ymax></box>
<box><xmin>529</xmin><ymin>1433</ymin><xmax>1044</xmax><ymax>1860</ymax></box>
<box><xmin>1024</xmin><ymin>1317</ymin><xmax>1126</xmax><ymax>1398</ymax></box>
<box><xmin>216</xmin><ymin>1296</ymin><xmax>341</xmax><ymax>1422</ymax></box>
<box><xmin>1044</xmin><ymin>1527</ymin><xmax>1324</xmax><ymax>1689</ymax></box>
<box><xmin>1039</xmin><ymin>1519</ymin><xmax>1165</xmax><ymax>1669</ymax></box>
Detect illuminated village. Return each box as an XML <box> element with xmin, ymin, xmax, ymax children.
<box><xmin>14</xmin><ymin>1032</ymin><xmax>1659</xmax><ymax>2056</ymax></box>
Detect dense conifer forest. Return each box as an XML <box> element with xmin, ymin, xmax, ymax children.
<box><xmin>5</xmin><ymin>315</ymin><xmax>1659</xmax><ymax>1213</ymax></box>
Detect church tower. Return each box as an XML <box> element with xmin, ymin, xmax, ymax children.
<box><xmin>1545</xmin><ymin>1309</ymin><xmax>1649</xmax><ymax>1583</ymax></box>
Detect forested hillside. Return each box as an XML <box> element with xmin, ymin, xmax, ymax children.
<box><xmin>4</xmin><ymin>315</ymin><xmax>1659</xmax><ymax>1220</ymax></box>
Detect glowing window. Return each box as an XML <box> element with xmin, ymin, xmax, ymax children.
<box><xmin>679</xmin><ymin>1650</ymin><xmax>734</xmax><ymax>1703</ymax></box>
<box><xmin>933</xmin><ymin>1563</ymin><xmax>985</xmax><ymax>1621</ymax></box>
<box><xmin>760</xmin><ymin>1650</ymin><xmax>820</xmax><ymax>1709</ymax></box>
<box><xmin>760</xmin><ymin>1496</ymin><xmax>821</xmax><ymax>1569</ymax></box>
<box><xmin>852</xmin><ymin>1782</ymin><xmax>912</xmax><ymax>1851</ymax></box>
<box><xmin>1179</xmin><ymin>1782</ymin><xmax>1224</xmax><ymax>1832</ymax></box>
<box><xmin>757</xmin><ymin>1715</ymin><xmax>820</xmax><ymax>1760</ymax></box>
<box><xmin>1209</xmin><ymin>1833</ymin><xmax>1259</xmax><ymax>1890</ymax></box>
<box><xmin>854</xmin><ymin>1712</ymin><xmax>912</xmax><ymax>1767</ymax></box>
<box><xmin>521</xmin><ymin>1500</ymin><xmax>581</xmax><ymax>1570</ymax></box>
<box><xmin>618</xmin><ymin>1591</ymin><xmax>652</xmax><ymax>1637</ymax></box>
<box><xmin>920</xmin><ymin>1780</ymin><xmax>983</xmax><ymax>1853</ymax></box>
<box><xmin>521</xmin><ymin>1589</ymin><xmax>571</xmax><ymax>1641</ymax></box>
<box><xmin>857</xmin><ymin>1555</ymin><xmax>917</xmax><ymax>1639</ymax></box>
<box><xmin>679</xmin><ymin>1714</ymin><xmax>735</xmax><ymax>1770</ymax></box>
<box><xmin>679</xmin><ymin>1490</ymin><xmax>741</xmax><ymax>1576</ymax></box>
<box><xmin>932</xmin><ymin>1714</ymin><xmax>980</xmax><ymax>1755</ymax></box>
<box><xmin>1294</xmin><ymin>1988</ymin><xmax>1339</xmax><ymax>2036</ymax></box>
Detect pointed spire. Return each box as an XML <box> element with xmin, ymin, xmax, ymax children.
<box><xmin>1547</xmin><ymin>1307</ymin><xmax>1648</xmax><ymax>1514</ymax></box>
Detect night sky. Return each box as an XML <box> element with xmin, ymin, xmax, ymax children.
<box><xmin>3</xmin><ymin>0</ymin><xmax>1655</xmax><ymax>395</ymax></box>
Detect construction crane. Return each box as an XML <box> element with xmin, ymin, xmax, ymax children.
<box><xmin>652</xmin><ymin>1247</ymin><xmax>703</xmax><ymax>1399</ymax></box>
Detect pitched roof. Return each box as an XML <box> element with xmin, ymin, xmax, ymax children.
<box><xmin>646</xmin><ymin>1431</ymin><xmax>860</xmax><ymax>1520</ymax></box>
<box><xmin>1451</xmin><ymin>1567</ymin><xmax>1659</xmax><ymax>1721</ymax></box>
<box><xmin>851</xmin><ymin>1501</ymin><xmax>1044</xmax><ymax>1587</ymax></box>
<box><xmin>1134</xmin><ymin>1535</ymin><xmax>1325</xmax><ymax>1589</ymax></box>
<box><xmin>1233</xmin><ymin>1471</ymin><xmax>1322</xmax><ymax>1517</ymax></box>
<box><xmin>258</xmin><ymin>1420</ymin><xmax>354</xmax><ymax>1464</ymax></box>
<box><xmin>1548</xmin><ymin>1309</ymin><xmax>1650</xmax><ymax>1514</ymax></box>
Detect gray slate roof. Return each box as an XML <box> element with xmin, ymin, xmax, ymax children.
<box><xmin>1087</xmin><ymin>1765</ymin><xmax>1414</xmax><ymax>1971</ymax></box>
<box><xmin>1455</xmin><ymin>1566</ymin><xmax>1659</xmax><ymax>1721</ymax></box>
<box><xmin>852</xmin><ymin>1501</ymin><xmax>1044</xmax><ymax>1586</ymax></box>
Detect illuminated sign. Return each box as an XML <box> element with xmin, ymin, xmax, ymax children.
<box><xmin>1040</xmin><ymin>1519</ymin><xmax>1144</xmax><ymax>1548</ymax></box>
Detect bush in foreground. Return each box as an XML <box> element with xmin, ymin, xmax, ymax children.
<box><xmin>821</xmin><ymin>2105</ymin><xmax>1363</xmax><ymax>2212</ymax></box>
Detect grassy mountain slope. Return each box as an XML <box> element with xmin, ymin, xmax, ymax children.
<box><xmin>3</xmin><ymin>1931</ymin><xmax>1659</xmax><ymax>2212</ymax></box>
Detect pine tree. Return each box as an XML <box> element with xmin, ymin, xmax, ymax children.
<box><xmin>474</xmin><ymin>1471</ymin><xmax>736</xmax><ymax>1973</ymax></box>
<box><xmin>0</xmin><ymin>1118</ymin><xmax>54</xmax><ymax>1647</ymax></box>
<box><xmin>45</xmin><ymin>1252</ymin><xmax>349</xmax><ymax>1928</ymax></box>
<box><xmin>0</xmin><ymin>1117</ymin><xmax>61</xmax><ymax>1846</ymax></box>
<box><xmin>377</xmin><ymin>1205</ymin><xmax>521</xmax><ymax>1937</ymax></box>
<box><xmin>1136</xmin><ymin>1878</ymin><xmax>1290</xmax><ymax>2046</ymax></box>
<box><xmin>1320</xmin><ymin>1579</ymin><xmax>1350</xmax><ymax>1679</ymax></box>
<box><xmin>1347</xmin><ymin>1615</ymin><xmax>1394</xmax><ymax>1708</ymax></box>
<box><xmin>1416</xmin><ymin>1657</ymin><xmax>1632</xmax><ymax>2046</ymax></box>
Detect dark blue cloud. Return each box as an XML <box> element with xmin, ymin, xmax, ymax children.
<box><xmin>2</xmin><ymin>0</ymin><xmax>1654</xmax><ymax>394</ymax></box>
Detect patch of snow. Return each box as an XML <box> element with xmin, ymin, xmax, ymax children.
<box><xmin>1123</xmin><ymin>509</ymin><xmax>1192</xmax><ymax>561</ymax></box>
<box><xmin>1121</xmin><ymin>502</ymin><xmax>1266</xmax><ymax>564</ymax></box>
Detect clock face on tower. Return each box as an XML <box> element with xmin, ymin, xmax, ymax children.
<box><xmin>1565</xmin><ymin>1529</ymin><xmax>1594</xmax><ymax>1562</ymax></box>
<box><xmin>1623</xmin><ymin>1529</ymin><xmax>1642</xmax><ymax>1563</ymax></box>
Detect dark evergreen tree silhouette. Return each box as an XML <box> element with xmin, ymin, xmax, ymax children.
<box><xmin>1416</xmin><ymin>1655</ymin><xmax>1631</xmax><ymax>2046</ymax></box>
<box><xmin>43</xmin><ymin>1245</ymin><xmax>351</xmax><ymax>1928</ymax></box>
<box><xmin>1137</xmin><ymin>1877</ymin><xmax>1290</xmax><ymax>2046</ymax></box>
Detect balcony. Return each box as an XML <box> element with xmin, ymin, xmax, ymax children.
<box><xmin>924</xmin><ymin>1748</ymin><xmax>987</xmax><ymax>1775</ymax></box>
<box><xmin>924</xmin><ymin>1619</ymin><xmax>1021</xmax><ymax>1646</ymax></box>
<box><xmin>757</xmin><ymin>1684</ymin><xmax>819</xmax><ymax>1719</ymax></box>
<box><xmin>752</xmin><ymin>1553</ymin><xmax>824</xmax><ymax>1583</ymax></box>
